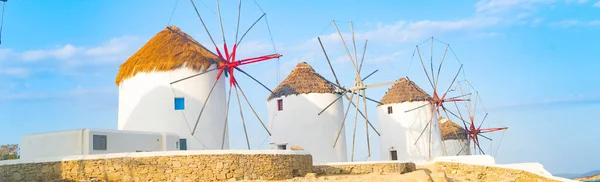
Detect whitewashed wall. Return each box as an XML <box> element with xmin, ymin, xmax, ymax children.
<box><xmin>267</xmin><ymin>93</ymin><xmax>348</xmax><ymax>163</ymax></box>
<box><xmin>20</xmin><ymin>129</ymin><xmax>179</xmax><ymax>160</ymax></box>
<box><xmin>21</xmin><ymin>130</ymin><xmax>84</xmax><ymax>160</ymax></box>
<box><xmin>377</xmin><ymin>101</ymin><xmax>444</xmax><ymax>162</ymax></box>
<box><xmin>442</xmin><ymin>139</ymin><xmax>470</xmax><ymax>156</ymax></box>
<box><xmin>117</xmin><ymin>65</ymin><xmax>228</xmax><ymax>150</ymax></box>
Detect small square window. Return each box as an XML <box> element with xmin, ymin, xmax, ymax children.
<box><xmin>174</xmin><ymin>97</ymin><xmax>185</xmax><ymax>110</ymax></box>
<box><xmin>387</xmin><ymin>106</ymin><xmax>393</xmax><ymax>114</ymax></box>
<box><xmin>277</xmin><ymin>144</ymin><xmax>287</xmax><ymax>150</ymax></box>
<box><xmin>390</xmin><ymin>150</ymin><xmax>398</xmax><ymax>161</ymax></box>
<box><xmin>277</xmin><ymin>99</ymin><xmax>283</xmax><ymax>111</ymax></box>
<box><xmin>93</xmin><ymin>135</ymin><xmax>107</xmax><ymax>150</ymax></box>
<box><xmin>179</xmin><ymin>139</ymin><xmax>187</xmax><ymax>150</ymax></box>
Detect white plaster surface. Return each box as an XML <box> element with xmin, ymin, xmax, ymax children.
<box><xmin>117</xmin><ymin>65</ymin><xmax>228</xmax><ymax>150</ymax></box>
<box><xmin>377</xmin><ymin>101</ymin><xmax>444</xmax><ymax>162</ymax></box>
<box><xmin>267</xmin><ymin>93</ymin><xmax>348</xmax><ymax>163</ymax></box>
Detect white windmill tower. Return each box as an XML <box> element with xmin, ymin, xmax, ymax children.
<box><xmin>316</xmin><ymin>20</ymin><xmax>399</xmax><ymax>162</ymax></box>
<box><xmin>116</xmin><ymin>26</ymin><xmax>227</xmax><ymax>150</ymax></box>
<box><xmin>438</xmin><ymin>117</ymin><xmax>470</xmax><ymax>156</ymax></box>
<box><xmin>377</xmin><ymin>77</ymin><xmax>444</xmax><ymax>161</ymax></box>
<box><xmin>267</xmin><ymin>62</ymin><xmax>348</xmax><ymax>163</ymax></box>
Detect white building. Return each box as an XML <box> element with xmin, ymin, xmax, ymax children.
<box><xmin>377</xmin><ymin>78</ymin><xmax>444</xmax><ymax>162</ymax></box>
<box><xmin>20</xmin><ymin>129</ymin><xmax>180</xmax><ymax>160</ymax></box>
<box><xmin>438</xmin><ymin>117</ymin><xmax>470</xmax><ymax>156</ymax></box>
<box><xmin>116</xmin><ymin>26</ymin><xmax>228</xmax><ymax>150</ymax></box>
<box><xmin>267</xmin><ymin>62</ymin><xmax>348</xmax><ymax>163</ymax></box>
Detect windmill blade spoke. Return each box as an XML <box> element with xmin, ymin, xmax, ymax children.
<box><xmin>452</xmin><ymin>101</ymin><xmax>470</xmax><ymax>129</ymax></box>
<box><xmin>332</xmin><ymin>20</ymin><xmax>360</xmax><ymax>74</ymax></box>
<box><xmin>189</xmin><ymin>0</ymin><xmax>223</xmax><ymax>63</ymax></box>
<box><xmin>333</xmin><ymin>92</ymin><xmax>355</xmax><ymax>148</ymax></box>
<box><xmin>430</xmin><ymin>38</ymin><xmax>436</xmax><ymax>90</ymax></box>
<box><xmin>445</xmin><ymin>93</ymin><xmax>472</xmax><ymax>101</ymax></box>
<box><xmin>234</xmin><ymin>0</ymin><xmax>242</xmax><ymax>42</ymax></box>
<box><xmin>215</xmin><ymin>0</ymin><xmax>227</xmax><ymax>45</ymax></box>
<box><xmin>365</xmin><ymin>80</ymin><xmax>398</xmax><ymax>89</ymax></box>
<box><xmin>413</xmin><ymin>114</ymin><xmax>433</xmax><ymax>145</ymax></box>
<box><xmin>361</xmin><ymin>69</ymin><xmax>378</xmax><ymax>81</ymax></box>
<box><xmin>235</xmin><ymin>86</ymin><xmax>251</xmax><ymax>149</ymax></box>
<box><xmin>362</xmin><ymin>89</ymin><xmax>371</xmax><ymax>157</ymax></box>
<box><xmin>442</xmin><ymin>64</ymin><xmax>463</xmax><ymax>99</ymax></box>
<box><xmin>191</xmin><ymin>77</ymin><xmax>221</xmax><ymax>135</ymax></box>
<box><xmin>457</xmin><ymin>143</ymin><xmax>468</xmax><ymax>156</ymax></box>
<box><xmin>351</xmin><ymin>21</ymin><xmax>358</xmax><ymax>68</ymax></box>
<box><xmin>318</xmin><ymin>94</ymin><xmax>344</xmax><ymax>115</ymax></box>
<box><xmin>405</xmin><ymin>103</ymin><xmax>430</xmax><ymax>113</ymax></box>
<box><xmin>443</xmin><ymin>106</ymin><xmax>471</xmax><ymax>126</ymax></box>
<box><xmin>359</xmin><ymin>40</ymin><xmax>368</xmax><ymax>74</ymax></box>
<box><xmin>343</xmin><ymin>92</ymin><xmax>381</xmax><ymax>135</ymax></box>
<box><xmin>171</xmin><ymin>68</ymin><xmax>218</xmax><ymax>84</ymax></box>
<box><xmin>435</xmin><ymin>44</ymin><xmax>450</xmax><ymax>89</ymax></box>
<box><xmin>416</xmin><ymin>45</ymin><xmax>435</xmax><ymax>89</ymax></box>
<box><xmin>477</xmin><ymin>113</ymin><xmax>489</xmax><ymax>130</ymax></box>
<box><xmin>476</xmin><ymin>140</ymin><xmax>486</xmax><ymax>155</ymax></box>
<box><xmin>318</xmin><ymin>37</ymin><xmax>342</xmax><ymax>86</ymax></box>
<box><xmin>478</xmin><ymin>134</ymin><xmax>492</xmax><ymax>141</ymax></box>
<box><xmin>237</xmin><ymin>13</ymin><xmax>266</xmax><ymax>46</ymax></box>
<box><xmin>235</xmin><ymin>80</ymin><xmax>272</xmax><ymax>136</ymax></box>
<box><xmin>234</xmin><ymin>67</ymin><xmax>274</xmax><ymax>94</ymax></box>
<box><xmin>221</xmin><ymin>87</ymin><xmax>233</xmax><ymax>150</ymax></box>
<box><xmin>351</xmin><ymin>92</ymin><xmax>360</xmax><ymax>162</ymax></box>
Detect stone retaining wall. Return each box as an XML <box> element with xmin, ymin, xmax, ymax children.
<box><xmin>312</xmin><ymin>162</ymin><xmax>416</xmax><ymax>175</ymax></box>
<box><xmin>0</xmin><ymin>151</ymin><xmax>312</xmax><ymax>181</ymax></box>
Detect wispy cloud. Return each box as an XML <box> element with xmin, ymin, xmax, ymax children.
<box><xmin>0</xmin><ymin>67</ymin><xmax>30</xmax><ymax>77</ymax></box>
<box><xmin>549</xmin><ymin>19</ymin><xmax>600</xmax><ymax>27</ymax></box>
<box><xmin>593</xmin><ymin>1</ymin><xmax>600</xmax><ymax>7</ymax></box>
<box><xmin>21</xmin><ymin>44</ymin><xmax>79</xmax><ymax>62</ymax></box>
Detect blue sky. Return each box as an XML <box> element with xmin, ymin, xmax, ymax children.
<box><xmin>0</xmin><ymin>0</ymin><xmax>599</xmax><ymax>175</ymax></box>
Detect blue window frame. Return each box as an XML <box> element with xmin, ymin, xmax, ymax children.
<box><xmin>174</xmin><ymin>97</ymin><xmax>185</xmax><ymax>110</ymax></box>
<box><xmin>179</xmin><ymin>138</ymin><xmax>187</xmax><ymax>150</ymax></box>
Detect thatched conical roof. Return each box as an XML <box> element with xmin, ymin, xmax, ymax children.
<box><xmin>267</xmin><ymin>62</ymin><xmax>336</xmax><ymax>101</ymax></box>
<box><xmin>115</xmin><ymin>25</ymin><xmax>221</xmax><ymax>86</ymax></box>
<box><xmin>439</xmin><ymin>117</ymin><xmax>468</xmax><ymax>141</ymax></box>
<box><xmin>378</xmin><ymin>77</ymin><xmax>431</xmax><ymax>106</ymax></box>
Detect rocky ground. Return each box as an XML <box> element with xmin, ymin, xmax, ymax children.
<box><xmin>575</xmin><ymin>174</ymin><xmax>600</xmax><ymax>181</ymax></box>
<box><xmin>242</xmin><ymin>162</ymin><xmax>565</xmax><ymax>182</ymax></box>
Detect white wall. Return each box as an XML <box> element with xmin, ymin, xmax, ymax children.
<box><xmin>267</xmin><ymin>93</ymin><xmax>348</xmax><ymax>163</ymax></box>
<box><xmin>377</xmin><ymin>101</ymin><xmax>444</xmax><ymax>162</ymax></box>
<box><xmin>20</xmin><ymin>129</ymin><xmax>180</xmax><ymax>160</ymax></box>
<box><xmin>442</xmin><ymin>139</ymin><xmax>470</xmax><ymax>156</ymax></box>
<box><xmin>117</xmin><ymin>65</ymin><xmax>228</xmax><ymax>150</ymax></box>
<box><xmin>21</xmin><ymin>129</ymin><xmax>84</xmax><ymax>160</ymax></box>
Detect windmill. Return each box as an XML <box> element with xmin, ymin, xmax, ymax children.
<box><xmin>316</xmin><ymin>20</ymin><xmax>398</xmax><ymax>161</ymax></box>
<box><xmin>169</xmin><ymin>0</ymin><xmax>281</xmax><ymax>149</ymax></box>
<box><xmin>405</xmin><ymin>37</ymin><xmax>472</xmax><ymax>160</ymax></box>
<box><xmin>451</xmin><ymin>80</ymin><xmax>509</xmax><ymax>156</ymax></box>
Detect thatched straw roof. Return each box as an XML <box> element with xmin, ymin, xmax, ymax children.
<box><xmin>267</xmin><ymin>62</ymin><xmax>336</xmax><ymax>101</ymax></box>
<box><xmin>115</xmin><ymin>25</ymin><xmax>221</xmax><ymax>86</ymax></box>
<box><xmin>439</xmin><ymin>117</ymin><xmax>468</xmax><ymax>141</ymax></box>
<box><xmin>378</xmin><ymin>78</ymin><xmax>431</xmax><ymax>106</ymax></box>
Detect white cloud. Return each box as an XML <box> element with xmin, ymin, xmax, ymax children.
<box><xmin>21</xmin><ymin>44</ymin><xmax>79</xmax><ymax>62</ymax></box>
<box><xmin>594</xmin><ymin>1</ymin><xmax>600</xmax><ymax>7</ymax></box>
<box><xmin>549</xmin><ymin>20</ymin><xmax>580</xmax><ymax>27</ymax></box>
<box><xmin>0</xmin><ymin>67</ymin><xmax>30</xmax><ymax>77</ymax></box>
<box><xmin>567</xmin><ymin>0</ymin><xmax>589</xmax><ymax>3</ymax></box>
<box><xmin>475</xmin><ymin>0</ymin><xmax>556</xmax><ymax>15</ymax></box>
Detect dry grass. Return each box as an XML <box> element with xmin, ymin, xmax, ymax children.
<box><xmin>378</xmin><ymin>77</ymin><xmax>431</xmax><ymax>106</ymax></box>
<box><xmin>439</xmin><ymin>117</ymin><xmax>468</xmax><ymax>140</ymax></box>
<box><xmin>268</xmin><ymin>62</ymin><xmax>336</xmax><ymax>101</ymax></box>
<box><xmin>115</xmin><ymin>25</ymin><xmax>221</xmax><ymax>86</ymax></box>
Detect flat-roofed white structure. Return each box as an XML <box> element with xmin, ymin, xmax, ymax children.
<box><xmin>20</xmin><ymin>129</ymin><xmax>180</xmax><ymax>160</ymax></box>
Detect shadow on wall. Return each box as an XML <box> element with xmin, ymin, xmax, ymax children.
<box><xmin>123</xmin><ymin>86</ymin><xmax>227</xmax><ymax>150</ymax></box>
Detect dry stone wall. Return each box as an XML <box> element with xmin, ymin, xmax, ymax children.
<box><xmin>312</xmin><ymin>162</ymin><xmax>416</xmax><ymax>175</ymax></box>
<box><xmin>0</xmin><ymin>153</ymin><xmax>312</xmax><ymax>181</ymax></box>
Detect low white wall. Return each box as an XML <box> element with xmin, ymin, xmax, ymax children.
<box><xmin>19</xmin><ymin>129</ymin><xmax>180</xmax><ymax>160</ymax></box>
<box><xmin>21</xmin><ymin>129</ymin><xmax>85</xmax><ymax>160</ymax></box>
